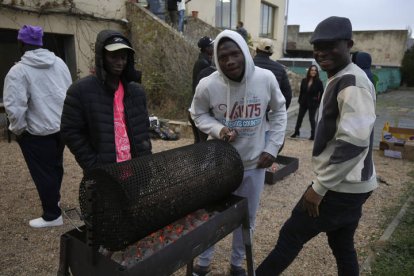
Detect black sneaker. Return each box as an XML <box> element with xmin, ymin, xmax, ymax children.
<box><xmin>192</xmin><ymin>264</ymin><xmax>211</xmax><ymax>276</ymax></box>
<box><xmin>230</xmin><ymin>264</ymin><xmax>246</xmax><ymax>276</ymax></box>
<box><xmin>290</xmin><ymin>131</ymin><xmax>299</xmax><ymax>138</ymax></box>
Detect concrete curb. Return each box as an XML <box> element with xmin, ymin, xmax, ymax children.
<box><xmin>360</xmin><ymin>194</ymin><xmax>414</xmax><ymax>273</ymax></box>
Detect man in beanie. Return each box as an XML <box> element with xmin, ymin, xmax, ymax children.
<box><xmin>3</xmin><ymin>25</ymin><xmax>72</xmax><ymax>228</ymax></box>
<box><xmin>256</xmin><ymin>16</ymin><xmax>377</xmax><ymax>275</ymax></box>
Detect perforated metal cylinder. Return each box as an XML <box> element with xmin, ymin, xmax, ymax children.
<box><xmin>79</xmin><ymin>140</ymin><xmax>244</xmax><ymax>250</ymax></box>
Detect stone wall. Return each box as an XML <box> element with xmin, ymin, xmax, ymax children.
<box><xmin>287</xmin><ymin>25</ymin><xmax>408</xmax><ymax>67</ymax></box>
<box><xmin>127</xmin><ymin>2</ymin><xmax>199</xmax><ymax>120</ymax></box>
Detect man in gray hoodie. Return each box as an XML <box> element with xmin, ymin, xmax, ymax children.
<box><xmin>191</xmin><ymin>30</ymin><xmax>287</xmax><ymax>276</ymax></box>
<box><xmin>3</xmin><ymin>25</ymin><xmax>72</xmax><ymax>228</ymax></box>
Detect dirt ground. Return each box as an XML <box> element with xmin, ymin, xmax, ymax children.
<box><xmin>0</xmin><ymin>136</ymin><xmax>413</xmax><ymax>276</ymax></box>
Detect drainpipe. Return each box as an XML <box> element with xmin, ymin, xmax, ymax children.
<box><xmin>283</xmin><ymin>0</ymin><xmax>289</xmax><ymax>56</ymax></box>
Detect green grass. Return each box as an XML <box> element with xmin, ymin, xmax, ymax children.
<box><xmin>369</xmin><ymin>186</ymin><xmax>414</xmax><ymax>275</ymax></box>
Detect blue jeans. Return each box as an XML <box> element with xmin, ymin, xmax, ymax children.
<box><xmin>178</xmin><ymin>10</ymin><xmax>185</xmax><ymax>32</ymax></box>
<box><xmin>256</xmin><ymin>189</ymin><xmax>372</xmax><ymax>276</ymax></box>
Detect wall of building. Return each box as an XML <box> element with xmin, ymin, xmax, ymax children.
<box><xmin>0</xmin><ymin>1</ymin><xmax>127</xmax><ymax>82</ymax></box>
<box><xmin>0</xmin><ymin>0</ymin><xmax>126</xmax><ymax>20</ymax></box>
<box><xmin>287</xmin><ymin>25</ymin><xmax>408</xmax><ymax>67</ymax></box>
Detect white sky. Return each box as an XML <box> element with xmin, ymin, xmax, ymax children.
<box><xmin>287</xmin><ymin>0</ymin><xmax>413</xmax><ymax>37</ymax></box>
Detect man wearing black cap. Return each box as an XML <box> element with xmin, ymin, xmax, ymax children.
<box><xmin>189</xmin><ymin>36</ymin><xmax>214</xmax><ymax>143</ymax></box>
<box><xmin>256</xmin><ymin>16</ymin><xmax>377</xmax><ymax>276</ymax></box>
<box><xmin>61</xmin><ymin>30</ymin><xmax>152</xmax><ymax>171</ymax></box>
<box><xmin>4</xmin><ymin>25</ymin><xmax>72</xmax><ymax>228</ymax></box>
<box><xmin>192</xmin><ymin>36</ymin><xmax>214</xmax><ymax>94</ymax></box>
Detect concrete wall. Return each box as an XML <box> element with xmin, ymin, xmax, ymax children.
<box><xmin>0</xmin><ymin>1</ymin><xmax>127</xmax><ymax>81</ymax></box>
<box><xmin>0</xmin><ymin>0</ymin><xmax>127</xmax><ymax>20</ymax></box>
<box><xmin>287</xmin><ymin>25</ymin><xmax>409</xmax><ymax>67</ymax></box>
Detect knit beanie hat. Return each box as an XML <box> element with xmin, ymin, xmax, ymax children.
<box><xmin>17</xmin><ymin>25</ymin><xmax>43</xmax><ymax>47</ymax></box>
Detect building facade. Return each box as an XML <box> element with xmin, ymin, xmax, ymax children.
<box><xmin>186</xmin><ymin>0</ymin><xmax>288</xmax><ymax>58</ymax></box>
<box><xmin>0</xmin><ymin>0</ymin><xmax>128</xmax><ymax>95</ymax></box>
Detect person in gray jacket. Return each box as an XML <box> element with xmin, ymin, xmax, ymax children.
<box><xmin>3</xmin><ymin>25</ymin><xmax>72</xmax><ymax>228</ymax></box>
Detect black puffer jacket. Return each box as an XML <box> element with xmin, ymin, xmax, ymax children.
<box><xmin>192</xmin><ymin>52</ymin><xmax>211</xmax><ymax>94</ymax></box>
<box><xmin>253</xmin><ymin>52</ymin><xmax>292</xmax><ymax>109</ymax></box>
<box><xmin>61</xmin><ymin>30</ymin><xmax>151</xmax><ymax>170</ymax></box>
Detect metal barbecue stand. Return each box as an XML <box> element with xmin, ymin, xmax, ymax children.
<box><xmin>58</xmin><ymin>195</ymin><xmax>253</xmax><ymax>276</ymax></box>
<box><xmin>57</xmin><ymin>140</ymin><xmax>254</xmax><ymax>276</ymax></box>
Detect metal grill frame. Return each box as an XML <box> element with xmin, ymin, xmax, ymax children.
<box><xmin>58</xmin><ymin>195</ymin><xmax>254</xmax><ymax>276</ymax></box>
<box><xmin>79</xmin><ymin>140</ymin><xmax>244</xmax><ymax>251</ymax></box>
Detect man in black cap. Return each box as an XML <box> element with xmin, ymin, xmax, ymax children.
<box><xmin>192</xmin><ymin>36</ymin><xmax>214</xmax><ymax>94</ymax></box>
<box><xmin>61</xmin><ymin>30</ymin><xmax>152</xmax><ymax>172</ymax></box>
<box><xmin>256</xmin><ymin>16</ymin><xmax>377</xmax><ymax>275</ymax></box>
<box><xmin>189</xmin><ymin>36</ymin><xmax>214</xmax><ymax>143</ymax></box>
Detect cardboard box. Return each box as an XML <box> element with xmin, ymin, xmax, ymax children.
<box><xmin>382</xmin><ymin>122</ymin><xmax>414</xmax><ymax>142</ymax></box>
<box><xmin>379</xmin><ymin>140</ymin><xmax>414</xmax><ymax>161</ymax></box>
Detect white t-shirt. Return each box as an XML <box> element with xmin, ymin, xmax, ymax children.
<box><xmin>177</xmin><ymin>0</ymin><xmax>185</xmax><ymax>11</ymax></box>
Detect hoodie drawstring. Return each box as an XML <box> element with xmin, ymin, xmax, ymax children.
<box><xmin>226</xmin><ymin>79</ymin><xmax>231</xmax><ymax>124</ymax></box>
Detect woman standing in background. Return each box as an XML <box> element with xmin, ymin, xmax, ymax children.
<box><xmin>291</xmin><ymin>65</ymin><xmax>324</xmax><ymax>140</ymax></box>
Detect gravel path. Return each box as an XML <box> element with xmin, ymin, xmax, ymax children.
<box><xmin>0</xmin><ymin>137</ymin><xmax>412</xmax><ymax>276</ymax></box>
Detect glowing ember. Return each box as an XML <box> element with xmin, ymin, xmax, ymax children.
<box><xmin>107</xmin><ymin>209</ymin><xmax>217</xmax><ymax>267</ymax></box>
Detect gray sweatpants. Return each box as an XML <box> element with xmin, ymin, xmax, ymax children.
<box><xmin>197</xmin><ymin>168</ymin><xmax>266</xmax><ymax>267</ymax></box>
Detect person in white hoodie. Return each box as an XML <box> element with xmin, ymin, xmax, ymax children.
<box><xmin>3</xmin><ymin>25</ymin><xmax>72</xmax><ymax>228</ymax></box>
<box><xmin>190</xmin><ymin>30</ymin><xmax>287</xmax><ymax>276</ymax></box>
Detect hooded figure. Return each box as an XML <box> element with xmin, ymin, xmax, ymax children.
<box><xmin>61</xmin><ymin>30</ymin><xmax>151</xmax><ymax>171</ymax></box>
<box><xmin>352</xmin><ymin>51</ymin><xmax>374</xmax><ymax>85</ymax></box>
<box><xmin>191</xmin><ymin>30</ymin><xmax>287</xmax><ymax>169</ymax></box>
<box><xmin>190</xmin><ymin>30</ymin><xmax>287</xmax><ymax>275</ymax></box>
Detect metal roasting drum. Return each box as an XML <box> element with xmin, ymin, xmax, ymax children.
<box><xmin>79</xmin><ymin>140</ymin><xmax>244</xmax><ymax>251</ymax></box>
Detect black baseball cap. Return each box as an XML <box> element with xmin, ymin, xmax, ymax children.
<box><xmin>197</xmin><ymin>36</ymin><xmax>214</xmax><ymax>49</ymax></box>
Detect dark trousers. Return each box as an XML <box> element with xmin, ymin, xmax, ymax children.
<box><xmin>256</xmin><ymin>189</ymin><xmax>372</xmax><ymax>276</ymax></box>
<box><xmin>17</xmin><ymin>132</ymin><xmax>64</xmax><ymax>221</ymax></box>
<box><xmin>294</xmin><ymin>103</ymin><xmax>317</xmax><ymax>137</ymax></box>
<box><xmin>188</xmin><ymin>112</ymin><xmax>208</xmax><ymax>143</ymax></box>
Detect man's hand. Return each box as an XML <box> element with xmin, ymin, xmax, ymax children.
<box><xmin>219</xmin><ymin>127</ymin><xmax>238</xmax><ymax>142</ymax></box>
<box><xmin>302</xmin><ymin>186</ymin><xmax>323</xmax><ymax>217</ymax></box>
<box><xmin>257</xmin><ymin>152</ymin><xmax>276</xmax><ymax>168</ymax></box>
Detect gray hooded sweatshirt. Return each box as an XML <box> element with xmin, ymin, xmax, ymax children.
<box><xmin>191</xmin><ymin>30</ymin><xmax>287</xmax><ymax>170</ymax></box>
<box><xmin>4</xmin><ymin>48</ymin><xmax>72</xmax><ymax>135</ymax></box>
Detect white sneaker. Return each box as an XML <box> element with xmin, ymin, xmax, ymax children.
<box><xmin>29</xmin><ymin>216</ymin><xmax>63</xmax><ymax>228</ymax></box>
